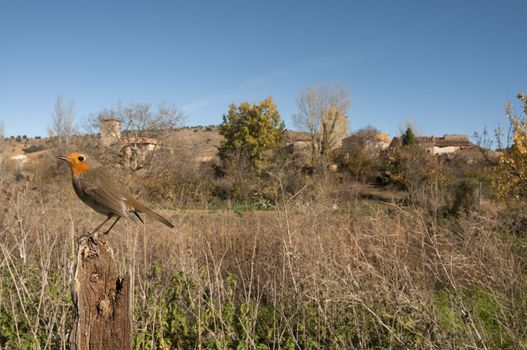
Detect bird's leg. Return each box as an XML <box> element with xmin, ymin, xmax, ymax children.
<box><xmin>102</xmin><ymin>216</ymin><xmax>121</xmax><ymax>235</ymax></box>
<box><xmin>76</xmin><ymin>216</ymin><xmax>112</xmax><ymax>243</ymax></box>
<box><xmin>90</xmin><ymin>215</ymin><xmax>113</xmax><ymax>235</ymax></box>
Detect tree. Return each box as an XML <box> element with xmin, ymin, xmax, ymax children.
<box><xmin>339</xmin><ymin>126</ymin><xmax>383</xmax><ymax>182</ymax></box>
<box><xmin>493</xmin><ymin>92</ymin><xmax>527</xmax><ymax>200</ymax></box>
<box><xmin>48</xmin><ymin>96</ymin><xmax>75</xmax><ymax>150</ymax></box>
<box><xmin>88</xmin><ymin>102</ymin><xmax>186</xmax><ymax>139</ymax></box>
<box><xmin>293</xmin><ymin>83</ymin><xmax>350</xmax><ymax>171</ymax></box>
<box><xmin>402</xmin><ymin>126</ymin><xmax>417</xmax><ymax>146</ymax></box>
<box><xmin>118</xmin><ymin>101</ymin><xmax>185</xmax><ymax>140</ymax></box>
<box><xmin>218</xmin><ymin>97</ymin><xmax>285</xmax><ymax>171</ymax></box>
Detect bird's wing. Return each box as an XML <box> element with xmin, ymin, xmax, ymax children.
<box><xmin>80</xmin><ymin>166</ymin><xmax>174</xmax><ymax>228</ymax></box>
<box><xmin>78</xmin><ymin>167</ymin><xmax>133</xmax><ymax>220</ymax></box>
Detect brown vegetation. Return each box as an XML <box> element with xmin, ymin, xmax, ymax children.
<box><xmin>0</xmin><ymin>168</ymin><xmax>526</xmax><ymax>348</ymax></box>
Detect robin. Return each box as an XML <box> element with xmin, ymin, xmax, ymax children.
<box><xmin>59</xmin><ymin>152</ymin><xmax>174</xmax><ymax>234</ymax></box>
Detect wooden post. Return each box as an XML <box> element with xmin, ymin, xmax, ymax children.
<box><xmin>70</xmin><ymin>235</ymin><xmax>132</xmax><ymax>350</ymax></box>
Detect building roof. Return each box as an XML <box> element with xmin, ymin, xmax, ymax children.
<box><xmin>417</xmin><ymin>135</ymin><xmax>472</xmax><ymax>148</ymax></box>
<box><xmin>390</xmin><ymin>134</ymin><xmax>473</xmax><ymax>148</ymax></box>
<box><xmin>285</xmin><ymin>131</ymin><xmax>312</xmax><ymax>142</ymax></box>
<box><xmin>375</xmin><ymin>132</ymin><xmax>391</xmax><ymax>143</ymax></box>
<box><xmin>433</xmin><ymin>138</ymin><xmax>472</xmax><ymax>148</ymax></box>
<box><xmin>343</xmin><ymin>132</ymin><xmax>390</xmax><ymax>143</ymax></box>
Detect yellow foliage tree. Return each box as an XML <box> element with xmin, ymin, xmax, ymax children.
<box><xmin>218</xmin><ymin>97</ymin><xmax>285</xmax><ymax>171</ymax></box>
<box><xmin>495</xmin><ymin>93</ymin><xmax>527</xmax><ymax>200</ymax></box>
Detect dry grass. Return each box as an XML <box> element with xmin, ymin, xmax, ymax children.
<box><xmin>0</xmin><ymin>179</ymin><xmax>526</xmax><ymax>349</ymax></box>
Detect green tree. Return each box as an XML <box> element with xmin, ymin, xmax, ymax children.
<box><xmin>218</xmin><ymin>97</ymin><xmax>285</xmax><ymax>170</ymax></box>
<box><xmin>402</xmin><ymin>127</ymin><xmax>417</xmax><ymax>146</ymax></box>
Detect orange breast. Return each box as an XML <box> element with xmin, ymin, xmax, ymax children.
<box><xmin>70</xmin><ymin>162</ymin><xmax>91</xmax><ymax>177</ymax></box>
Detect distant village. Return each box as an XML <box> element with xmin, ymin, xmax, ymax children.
<box><xmin>2</xmin><ymin>117</ymin><xmax>485</xmax><ymax>176</ymax></box>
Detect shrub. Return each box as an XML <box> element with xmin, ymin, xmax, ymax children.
<box><xmin>22</xmin><ymin>145</ymin><xmax>45</xmax><ymax>154</ymax></box>
<box><xmin>338</xmin><ymin>127</ymin><xmax>385</xmax><ymax>182</ymax></box>
<box><xmin>384</xmin><ymin>145</ymin><xmax>451</xmax><ymax>205</ymax></box>
<box><xmin>449</xmin><ymin>179</ymin><xmax>479</xmax><ymax>216</ymax></box>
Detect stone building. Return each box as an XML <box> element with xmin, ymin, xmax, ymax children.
<box><xmin>285</xmin><ymin>131</ymin><xmax>313</xmax><ymax>165</ymax></box>
<box><xmin>341</xmin><ymin>131</ymin><xmax>390</xmax><ymax>157</ymax></box>
<box><xmin>120</xmin><ymin>137</ymin><xmax>159</xmax><ymax>170</ymax></box>
<box><xmin>425</xmin><ymin>135</ymin><xmax>472</xmax><ymax>155</ymax></box>
<box><xmin>99</xmin><ymin>117</ymin><xmax>160</xmax><ymax>170</ymax></box>
<box><xmin>285</xmin><ymin>131</ymin><xmax>312</xmax><ymax>152</ymax></box>
<box><xmin>100</xmin><ymin>117</ymin><xmax>121</xmax><ymax>147</ymax></box>
<box><xmin>389</xmin><ymin>134</ymin><xmax>474</xmax><ymax>155</ymax></box>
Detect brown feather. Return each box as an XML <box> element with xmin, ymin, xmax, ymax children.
<box><xmin>75</xmin><ymin>166</ymin><xmax>174</xmax><ymax>228</ymax></box>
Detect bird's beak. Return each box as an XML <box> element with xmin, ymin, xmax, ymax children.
<box><xmin>57</xmin><ymin>156</ymin><xmax>68</xmax><ymax>162</ymax></box>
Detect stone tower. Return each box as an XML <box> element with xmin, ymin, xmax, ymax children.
<box><xmin>100</xmin><ymin>117</ymin><xmax>121</xmax><ymax>147</ymax></box>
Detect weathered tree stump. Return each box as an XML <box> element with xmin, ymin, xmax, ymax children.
<box><xmin>70</xmin><ymin>234</ymin><xmax>132</xmax><ymax>350</ymax></box>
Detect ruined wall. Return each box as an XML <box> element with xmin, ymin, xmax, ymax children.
<box><xmin>100</xmin><ymin>117</ymin><xmax>121</xmax><ymax>147</ymax></box>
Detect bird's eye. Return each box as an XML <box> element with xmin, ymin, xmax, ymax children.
<box><xmin>78</xmin><ymin>156</ymin><xmax>85</xmax><ymax>161</ymax></box>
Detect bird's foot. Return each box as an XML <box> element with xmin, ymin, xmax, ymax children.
<box><xmin>77</xmin><ymin>229</ymin><xmax>100</xmax><ymax>243</ymax></box>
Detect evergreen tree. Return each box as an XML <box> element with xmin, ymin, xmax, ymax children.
<box><xmin>402</xmin><ymin>127</ymin><xmax>417</xmax><ymax>146</ymax></box>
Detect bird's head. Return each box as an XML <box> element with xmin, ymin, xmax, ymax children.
<box><xmin>58</xmin><ymin>153</ymin><xmax>101</xmax><ymax>176</ymax></box>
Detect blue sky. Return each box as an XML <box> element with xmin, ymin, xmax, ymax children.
<box><xmin>1</xmin><ymin>0</ymin><xmax>526</xmax><ymax>138</ymax></box>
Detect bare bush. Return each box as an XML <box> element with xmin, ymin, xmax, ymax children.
<box><xmin>338</xmin><ymin>126</ymin><xmax>384</xmax><ymax>182</ymax></box>
<box><xmin>141</xmin><ymin>144</ymin><xmax>216</xmax><ymax>208</ymax></box>
<box><xmin>385</xmin><ymin>145</ymin><xmax>452</xmax><ymax>208</ymax></box>
<box><xmin>48</xmin><ymin>96</ymin><xmax>75</xmax><ymax>153</ymax></box>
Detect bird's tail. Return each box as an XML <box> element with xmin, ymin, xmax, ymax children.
<box><xmin>132</xmin><ymin>201</ymin><xmax>175</xmax><ymax>228</ymax></box>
